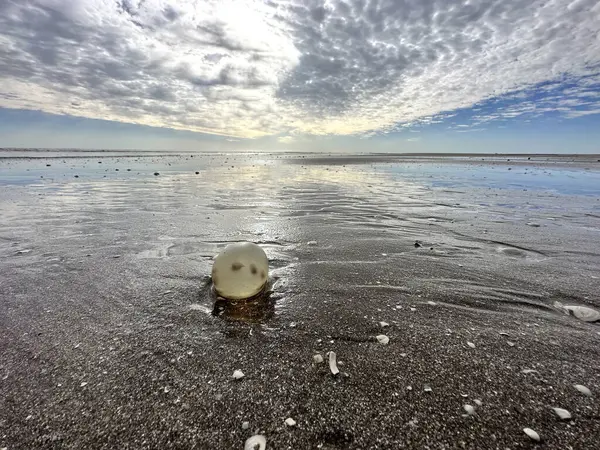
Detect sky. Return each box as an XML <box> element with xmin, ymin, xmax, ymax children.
<box><xmin>0</xmin><ymin>0</ymin><xmax>599</xmax><ymax>153</ymax></box>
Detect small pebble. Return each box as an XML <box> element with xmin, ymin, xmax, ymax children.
<box><xmin>523</xmin><ymin>427</ymin><xmax>540</xmax><ymax>442</ymax></box>
<box><xmin>467</xmin><ymin>341</ymin><xmax>476</xmax><ymax>349</ymax></box>
<box><xmin>474</xmin><ymin>399</ymin><xmax>483</xmax><ymax>406</ymax></box>
<box><xmin>313</xmin><ymin>354</ymin><xmax>324</xmax><ymax>364</ymax></box>
<box><xmin>242</xmin><ymin>421</ymin><xmax>249</xmax><ymax>430</ymax></box>
<box><xmin>285</xmin><ymin>417</ymin><xmax>296</xmax><ymax>427</ymax></box>
<box><xmin>233</xmin><ymin>370</ymin><xmax>245</xmax><ymax>380</ymax></box>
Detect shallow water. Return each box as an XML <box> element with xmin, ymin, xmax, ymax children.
<box><xmin>1</xmin><ymin>151</ymin><xmax>599</xmax><ymax>321</ymax></box>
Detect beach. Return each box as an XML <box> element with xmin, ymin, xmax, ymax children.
<box><xmin>1</xmin><ymin>152</ymin><xmax>599</xmax><ymax>449</ymax></box>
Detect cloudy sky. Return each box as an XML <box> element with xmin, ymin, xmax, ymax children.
<box><xmin>1</xmin><ymin>0</ymin><xmax>599</xmax><ymax>152</ymax></box>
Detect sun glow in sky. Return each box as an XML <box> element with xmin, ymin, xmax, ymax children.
<box><xmin>1</xmin><ymin>0</ymin><xmax>599</xmax><ymax>152</ymax></box>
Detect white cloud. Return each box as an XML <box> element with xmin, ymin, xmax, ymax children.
<box><xmin>277</xmin><ymin>135</ymin><xmax>295</xmax><ymax>144</ymax></box>
<box><xmin>0</xmin><ymin>0</ymin><xmax>599</xmax><ymax>139</ymax></box>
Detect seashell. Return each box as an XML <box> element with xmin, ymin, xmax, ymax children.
<box><xmin>329</xmin><ymin>351</ymin><xmax>339</xmax><ymax>376</ymax></box>
<box><xmin>376</xmin><ymin>335</ymin><xmax>390</xmax><ymax>345</ymax></box>
<box><xmin>551</xmin><ymin>407</ymin><xmax>572</xmax><ymax>420</ymax></box>
<box><xmin>523</xmin><ymin>428</ymin><xmax>540</xmax><ymax>442</ymax></box>
<box><xmin>574</xmin><ymin>384</ymin><xmax>592</xmax><ymax>397</ymax></box>
<box><xmin>244</xmin><ymin>435</ymin><xmax>266</xmax><ymax>450</ymax></box>
<box><xmin>233</xmin><ymin>370</ymin><xmax>245</xmax><ymax>380</ymax></box>
<box><xmin>563</xmin><ymin>305</ymin><xmax>600</xmax><ymax>322</ymax></box>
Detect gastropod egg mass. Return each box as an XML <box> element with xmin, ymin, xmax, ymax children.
<box><xmin>211</xmin><ymin>242</ymin><xmax>269</xmax><ymax>300</ymax></box>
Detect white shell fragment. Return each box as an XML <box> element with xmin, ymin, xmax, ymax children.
<box><xmin>523</xmin><ymin>428</ymin><xmax>540</xmax><ymax>442</ymax></box>
<box><xmin>244</xmin><ymin>434</ymin><xmax>267</xmax><ymax>450</ymax></box>
<box><xmin>232</xmin><ymin>370</ymin><xmax>245</xmax><ymax>380</ymax></box>
<box><xmin>563</xmin><ymin>305</ymin><xmax>600</xmax><ymax>322</ymax></box>
<box><xmin>328</xmin><ymin>351</ymin><xmax>340</xmax><ymax>376</ymax></box>
<box><xmin>211</xmin><ymin>242</ymin><xmax>269</xmax><ymax>300</ymax></box>
<box><xmin>285</xmin><ymin>417</ymin><xmax>296</xmax><ymax>427</ymax></box>
<box><xmin>574</xmin><ymin>384</ymin><xmax>592</xmax><ymax>397</ymax></box>
<box><xmin>463</xmin><ymin>404</ymin><xmax>475</xmax><ymax>415</ymax></box>
<box><xmin>424</xmin><ymin>385</ymin><xmax>432</xmax><ymax>392</ymax></box>
<box><xmin>379</xmin><ymin>321</ymin><xmax>389</xmax><ymax>328</ymax></box>
<box><xmin>552</xmin><ymin>407</ymin><xmax>572</xmax><ymax>420</ymax></box>
<box><xmin>313</xmin><ymin>354</ymin><xmax>324</xmax><ymax>364</ymax></box>
<box><xmin>474</xmin><ymin>399</ymin><xmax>483</xmax><ymax>407</ymax></box>
<box><xmin>376</xmin><ymin>334</ymin><xmax>390</xmax><ymax>345</ymax></box>
<box><xmin>467</xmin><ymin>341</ymin><xmax>475</xmax><ymax>348</ymax></box>
<box><xmin>242</xmin><ymin>421</ymin><xmax>250</xmax><ymax>430</ymax></box>
<box><xmin>522</xmin><ymin>369</ymin><xmax>538</xmax><ymax>374</ymax></box>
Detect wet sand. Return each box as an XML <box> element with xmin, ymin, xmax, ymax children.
<box><xmin>1</xmin><ymin>153</ymin><xmax>599</xmax><ymax>449</ymax></box>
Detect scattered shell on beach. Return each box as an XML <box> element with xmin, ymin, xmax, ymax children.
<box><xmin>555</xmin><ymin>302</ymin><xmax>600</xmax><ymax>322</ymax></box>
<box><xmin>379</xmin><ymin>321</ymin><xmax>389</xmax><ymax>328</ymax></box>
<box><xmin>244</xmin><ymin>434</ymin><xmax>266</xmax><ymax>450</ymax></box>
<box><xmin>507</xmin><ymin>341</ymin><xmax>515</xmax><ymax>347</ymax></box>
<box><xmin>467</xmin><ymin>341</ymin><xmax>476</xmax><ymax>348</ymax></box>
<box><xmin>329</xmin><ymin>351</ymin><xmax>340</xmax><ymax>376</ymax></box>
<box><xmin>564</xmin><ymin>305</ymin><xmax>600</xmax><ymax>322</ymax></box>
<box><xmin>474</xmin><ymin>399</ymin><xmax>483</xmax><ymax>406</ymax></box>
<box><xmin>424</xmin><ymin>385</ymin><xmax>432</xmax><ymax>392</ymax></box>
<box><xmin>463</xmin><ymin>404</ymin><xmax>475</xmax><ymax>415</ymax></box>
<box><xmin>307</xmin><ymin>241</ymin><xmax>317</xmax><ymax>246</ymax></box>
<box><xmin>522</xmin><ymin>369</ymin><xmax>538</xmax><ymax>374</ymax></box>
<box><xmin>242</xmin><ymin>421</ymin><xmax>250</xmax><ymax>430</ymax></box>
<box><xmin>376</xmin><ymin>334</ymin><xmax>390</xmax><ymax>345</ymax></box>
<box><xmin>427</xmin><ymin>301</ymin><xmax>437</xmax><ymax>306</ymax></box>
<box><xmin>499</xmin><ymin>332</ymin><xmax>509</xmax><ymax>336</ymax></box>
<box><xmin>233</xmin><ymin>370</ymin><xmax>245</xmax><ymax>380</ymax></box>
<box><xmin>574</xmin><ymin>384</ymin><xmax>592</xmax><ymax>397</ymax></box>
<box><xmin>552</xmin><ymin>407</ymin><xmax>572</xmax><ymax>420</ymax></box>
<box><xmin>285</xmin><ymin>417</ymin><xmax>296</xmax><ymax>427</ymax></box>
<box><xmin>523</xmin><ymin>428</ymin><xmax>540</xmax><ymax>442</ymax></box>
<box><xmin>313</xmin><ymin>354</ymin><xmax>324</xmax><ymax>364</ymax></box>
